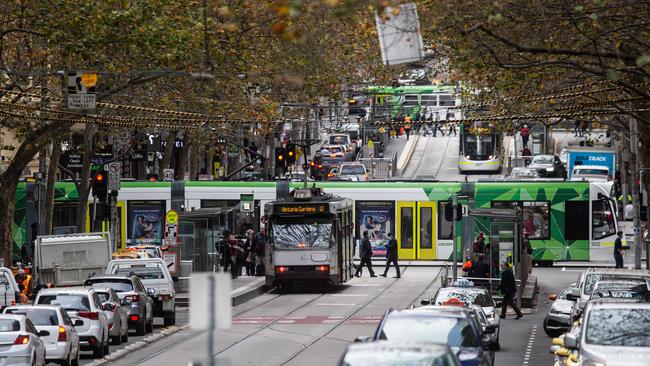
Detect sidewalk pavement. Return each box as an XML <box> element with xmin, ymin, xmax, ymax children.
<box><xmin>176</xmin><ymin>275</ymin><xmax>266</xmax><ymax>308</ymax></box>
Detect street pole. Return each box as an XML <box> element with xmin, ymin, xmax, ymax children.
<box><xmin>631</xmin><ymin>118</ymin><xmax>642</xmax><ymax>269</ymax></box>
<box><xmin>110</xmin><ymin>191</ymin><xmax>118</xmax><ymax>252</ymax></box>
<box><xmin>207</xmin><ymin>275</ymin><xmax>215</xmax><ymax>366</ymax></box>
<box><xmin>452</xmin><ymin>194</ymin><xmax>458</xmax><ymax>282</ymax></box>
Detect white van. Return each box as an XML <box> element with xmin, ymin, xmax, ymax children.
<box><xmin>570</xmin><ymin>165</ymin><xmax>610</xmax><ymax>182</ymax></box>
<box><xmin>105</xmin><ymin>259</ymin><xmax>176</xmax><ymax>326</ymax></box>
<box><xmin>0</xmin><ymin>267</ymin><xmax>21</xmax><ymax>308</ymax></box>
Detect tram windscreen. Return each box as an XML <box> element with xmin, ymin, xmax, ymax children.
<box><xmin>273</xmin><ymin>222</ymin><xmax>332</xmax><ymax>249</ymax></box>
<box><xmin>463</xmin><ymin>134</ymin><xmax>496</xmax><ymax>160</ymax></box>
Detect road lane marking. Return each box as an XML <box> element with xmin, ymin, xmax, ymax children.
<box><xmin>317</xmin><ymin>303</ymin><xmax>356</xmax><ymax>306</ymax></box>
<box><xmin>522</xmin><ymin>324</ymin><xmax>537</xmax><ymax>366</ymax></box>
<box><xmin>331</xmin><ymin>294</ymin><xmax>368</xmax><ymax>297</ymax></box>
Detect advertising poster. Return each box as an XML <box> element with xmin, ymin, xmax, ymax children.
<box><xmin>357</xmin><ymin>204</ymin><xmax>393</xmax><ymax>257</ymax></box>
<box><xmin>128</xmin><ymin>203</ymin><xmax>164</xmax><ymax>246</ymax></box>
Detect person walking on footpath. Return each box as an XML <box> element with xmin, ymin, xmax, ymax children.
<box><xmin>614</xmin><ymin>231</ymin><xmax>624</xmax><ymax>268</ymax></box>
<box><xmin>433</xmin><ymin>112</ymin><xmax>445</xmax><ymax>137</ymax></box>
<box><xmin>355</xmin><ymin>232</ymin><xmax>376</xmax><ymax>277</ymax></box>
<box><xmin>519</xmin><ymin>124</ymin><xmax>530</xmax><ymax>146</ymax></box>
<box><xmin>380</xmin><ymin>233</ymin><xmax>400</xmax><ymax>278</ymax></box>
<box><xmin>499</xmin><ymin>262</ymin><xmax>523</xmax><ymax>319</ymax></box>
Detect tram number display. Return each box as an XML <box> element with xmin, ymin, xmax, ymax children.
<box><xmin>274</xmin><ymin>204</ymin><xmax>328</xmax><ymax>215</ymax></box>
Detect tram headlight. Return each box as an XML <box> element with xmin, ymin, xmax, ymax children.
<box><xmin>488</xmin><ymin>155</ymin><xmax>493</xmax><ymax>160</ymax></box>
<box><xmin>465</xmin><ymin>155</ymin><xmax>470</xmax><ymax>159</ymax></box>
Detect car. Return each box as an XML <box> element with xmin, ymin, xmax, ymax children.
<box><xmin>568</xmin><ymin>268</ymin><xmax>650</xmax><ymax>320</ymax></box>
<box><xmin>34</xmin><ymin>287</ymin><xmax>110</xmax><ymax>358</ymax></box>
<box><xmin>467</xmin><ymin>305</ymin><xmax>499</xmax><ymax>352</ymax></box>
<box><xmin>106</xmin><ymin>259</ymin><xmax>176</xmax><ymax>326</ymax></box>
<box><xmin>423</xmin><ymin>280</ymin><xmax>500</xmax><ymax>335</ymax></box>
<box><xmin>3</xmin><ymin>305</ymin><xmax>80</xmax><ymax>366</ymax></box>
<box><xmin>95</xmin><ymin>288</ymin><xmax>128</xmax><ymax>345</ymax></box>
<box><xmin>543</xmin><ymin>282</ymin><xmax>577</xmax><ymax>337</ymax></box>
<box><xmin>339</xmin><ymin>341</ymin><xmax>462</xmax><ymax>366</ymax></box>
<box><xmin>569</xmin><ymin>165</ymin><xmax>611</xmax><ymax>182</ymax></box>
<box><xmin>563</xmin><ymin>300</ymin><xmax>650</xmax><ymax>366</ymax></box>
<box><xmin>0</xmin><ymin>314</ymin><xmax>46</xmax><ymax>366</ymax></box>
<box><xmin>317</xmin><ymin>144</ymin><xmax>352</xmax><ymax>170</ymax></box>
<box><xmin>329</xmin><ymin>133</ymin><xmax>357</xmax><ymax>153</ymax></box>
<box><xmin>506</xmin><ymin>167</ymin><xmax>540</xmax><ymax>180</ymax></box>
<box><xmin>549</xmin><ymin>319</ymin><xmax>581</xmax><ymax>366</ymax></box>
<box><xmin>126</xmin><ymin>246</ymin><xmax>163</xmax><ymax>259</ymax></box>
<box><xmin>590</xmin><ymin>278</ymin><xmax>650</xmax><ymax>300</ymax></box>
<box><xmin>528</xmin><ymin>154</ymin><xmax>564</xmax><ymax>178</ymax></box>
<box><xmin>338</xmin><ymin>163</ymin><xmax>368</xmax><ymax>182</ymax></box>
<box><xmin>0</xmin><ymin>267</ymin><xmax>21</xmax><ymax>307</ymax></box>
<box><xmin>84</xmin><ymin>274</ymin><xmax>154</xmax><ymax>336</ymax></box>
<box><xmin>359</xmin><ymin>307</ymin><xmax>494</xmax><ymax>366</ymax></box>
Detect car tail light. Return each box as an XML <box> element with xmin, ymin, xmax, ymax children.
<box><xmin>88</xmin><ymin>337</ymin><xmax>97</xmax><ymax>345</ymax></box>
<box><xmin>125</xmin><ymin>294</ymin><xmax>140</xmax><ymax>303</ymax></box>
<box><xmin>78</xmin><ymin>311</ymin><xmax>99</xmax><ymax>320</ymax></box>
<box><xmin>316</xmin><ymin>265</ymin><xmax>329</xmax><ymax>272</ymax></box>
<box><xmin>58</xmin><ymin>326</ymin><xmax>67</xmax><ymax>342</ymax></box>
<box><xmin>130</xmin><ymin>315</ymin><xmax>139</xmax><ymax>322</ymax></box>
<box><xmin>13</xmin><ymin>335</ymin><xmax>29</xmax><ymax>345</ymax></box>
<box><xmin>275</xmin><ymin>266</ymin><xmax>288</xmax><ymax>273</ymax></box>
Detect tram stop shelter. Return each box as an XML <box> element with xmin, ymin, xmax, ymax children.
<box><xmin>178</xmin><ymin>207</ymin><xmax>241</xmax><ymax>273</ymax></box>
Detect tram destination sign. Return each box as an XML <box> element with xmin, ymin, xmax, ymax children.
<box><xmin>274</xmin><ymin>203</ymin><xmax>329</xmax><ymax>215</ymax></box>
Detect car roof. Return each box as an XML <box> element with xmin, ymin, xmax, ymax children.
<box><xmin>0</xmin><ymin>314</ymin><xmax>26</xmax><ymax>321</ymax></box>
<box><xmin>393</xmin><ymin>307</ymin><xmax>470</xmax><ymax>318</ymax></box>
<box><xmin>37</xmin><ymin>287</ymin><xmax>93</xmax><ymax>295</ymax></box>
<box><xmin>438</xmin><ymin>286</ymin><xmax>489</xmax><ymax>293</ymax></box>
<box><xmin>584</xmin><ymin>268</ymin><xmax>650</xmax><ymax>275</ymax></box>
<box><xmin>88</xmin><ymin>274</ymin><xmax>133</xmax><ymax>280</ymax></box>
<box><xmin>5</xmin><ymin>304</ymin><xmax>62</xmax><ymax>311</ymax></box>
<box><xmin>585</xmin><ymin>298</ymin><xmax>650</xmax><ymax>309</ymax></box>
<box><xmin>345</xmin><ymin>341</ymin><xmax>451</xmax><ymax>355</ymax></box>
<box><xmin>109</xmin><ymin>258</ymin><xmax>165</xmax><ymax>265</ymax></box>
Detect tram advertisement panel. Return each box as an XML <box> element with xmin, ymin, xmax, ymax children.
<box><xmin>356</xmin><ymin>201</ymin><xmax>394</xmax><ymax>257</ymax></box>
<box><xmin>127</xmin><ymin>201</ymin><xmax>165</xmax><ymax>246</ymax></box>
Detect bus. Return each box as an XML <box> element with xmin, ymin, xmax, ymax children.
<box><xmin>13</xmin><ymin>180</ymin><xmax>619</xmax><ymax>266</ymax></box>
<box><xmin>264</xmin><ymin>188</ymin><xmax>354</xmax><ymax>288</ymax></box>
<box><xmin>458</xmin><ymin>123</ymin><xmax>502</xmax><ymax>173</ymax></box>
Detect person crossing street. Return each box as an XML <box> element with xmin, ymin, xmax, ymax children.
<box><xmin>355</xmin><ymin>232</ymin><xmax>376</xmax><ymax>277</ymax></box>
<box><xmin>380</xmin><ymin>233</ymin><xmax>400</xmax><ymax>278</ymax></box>
<box><xmin>499</xmin><ymin>262</ymin><xmax>523</xmax><ymax>319</ymax></box>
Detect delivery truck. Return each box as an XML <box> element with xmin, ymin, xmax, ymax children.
<box><xmin>566</xmin><ymin>148</ymin><xmax>616</xmax><ymax>181</ymax></box>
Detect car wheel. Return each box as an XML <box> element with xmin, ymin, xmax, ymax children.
<box><xmin>103</xmin><ymin>336</ymin><xmax>110</xmax><ymax>356</ymax></box>
<box><xmin>92</xmin><ymin>336</ymin><xmax>105</xmax><ymax>358</ymax></box>
<box><xmin>136</xmin><ymin>318</ymin><xmax>146</xmax><ymax>336</ymax></box>
<box><xmin>71</xmin><ymin>349</ymin><xmax>80</xmax><ymax>366</ymax></box>
<box><xmin>60</xmin><ymin>350</ymin><xmax>72</xmax><ymax>366</ymax></box>
<box><xmin>163</xmin><ymin>310</ymin><xmax>176</xmax><ymax>326</ymax></box>
<box><xmin>121</xmin><ymin>328</ymin><xmax>129</xmax><ymax>343</ymax></box>
<box><xmin>543</xmin><ymin>318</ymin><xmax>564</xmax><ymax>338</ymax></box>
<box><xmin>111</xmin><ymin>333</ymin><xmax>121</xmax><ymax>345</ymax></box>
<box><xmin>145</xmin><ymin>315</ymin><xmax>154</xmax><ymax>333</ymax></box>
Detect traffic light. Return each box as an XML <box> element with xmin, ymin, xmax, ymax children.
<box><xmin>92</xmin><ymin>171</ymin><xmax>108</xmax><ymax>203</ymax></box>
<box><xmin>286</xmin><ymin>143</ymin><xmax>296</xmax><ymax>164</ymax></box>
<box><xmin>275</xmin><ymin>147</ymin><xmax>285</xmax><ymax>167</ymax></box>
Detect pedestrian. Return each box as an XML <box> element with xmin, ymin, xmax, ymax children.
<box><xmin>404</xmin><ymin>116</ymin><xmax>412</xmax><ymax>141</ymax></box>
<box><xmin>614</xmin><ymin>230</ymin><xmax>624</xmax><ymax>268</ymax></box>
<box><xmin>448</xmin><ymin>121</ymin><xmax>457</xmax><ymax>136</ymax></box>
<box><xmin>220</xmin><ymin>230</ymin><xmax>232</xmax><ymax>273</ymax></box>
<box><xmin>380</xmin><ymin>232</ymin><xmax>400</xmax><ymax>278</ymax></box>
<box><xmin>433</xmin><ymin>112</ymin><xmax>445</xmax><ymax>137</ymax></box>
<box><xmin>226</xmin><ymin>232</ymin><xmax>241</xmax><ymax>279</ymax></box>
<box><xmin>254</xmin><ymin>226</ymin><xmax>266</xmax><ymax>276</ymax></box>
<box><xmin>244</xmin><ymin>230</ymin><xmax>255</xmax><ymax>276</ymax></box>
<box><xmin>498</xmin><ymin>262</ymin><xmax>523</xmax><ymax>319</ymax></box>
<box><xmin>473</xmin><ymin>232</ymin><xmax>485</xmax><ymax>254</ymax></box>
<box><xmin>472</xmin><ymin>254</ymin><xmax>490</xmax><ymax>290</ymax></box>
<box><xmin>355</xmin><ymin>232</ymin><xmax>376</xmax><ymax>277</ymax></box>
<box><xmin>573</xmin><ymin>120</ymin><xmax>581</xmax><ymax>136</ymax></box>
<box><xmin>523</xmin><ymin>234</ymin><xmax>533</xmax><ymax>274</ymax></box>
<box><xmin>519</xmin><ymin>124</ymin><xmax>530</xmax><ymax>146</ymax></box>
<box><xmin>14</xmin><ymin>269</ymin><xmax>32</xmax><ymax>301</ymax></box>
<box><xmin>521</xmin><ymin>146</ymin><xmax>532</xmax><ymax>166</ymax></box>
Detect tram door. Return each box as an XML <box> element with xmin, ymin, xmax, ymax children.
<box><xmin>397</xmin><ymin>202</ymin><xmax>416</xmax><ymax>259</ymax></box>
<box><xmin>417</xmin><ymin>202</ymin><xmax>436</xmax><ymax>260</ymax></box>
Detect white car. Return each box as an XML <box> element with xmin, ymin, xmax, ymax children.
<box><xmin>106</xmin><ymin>259</ymin><xmax>176</xmax><ymax>326</ymax></box>
<box><xmin>0</xmin><ymin>314</ymin><xmax>46</xmax><ymax>366</ymax></box>
<box><xmin>95</xmin><ymin>288</ymin><xmax>129</xmax><ymax>345</ymax></box>
<box><xmin>338</xmin><ymin>163</ymin><xmax>368</xmax><ymax>182</ymax></box>
<box><xmin>569</xmin><ymin>165</ymin><xmax>611</xmax><ymax>182</ymax></box>
<box><xmin>4</xmin><ymin>305</ymin><xmax>80</xmax><ymax>366</ymax></box>
<box><xmin>34</xmin><ymin>287</ymin><xmax>110</xmax><ymax>358</ymax></box>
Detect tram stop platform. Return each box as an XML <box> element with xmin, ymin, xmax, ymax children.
<box><xmin>175</xmin><ymin>275</ymin><xmax>266</xmax><ymax>308</ymax></box>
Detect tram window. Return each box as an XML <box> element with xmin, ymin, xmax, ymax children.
<box><xmin>439</xmin><ymin>94</ymin><xmax>455</xmax><ymax>106</ymax></box>
<box><xmin>522</xmin><ymin>202</ymin><xmax>550</xmax><ymax>239</ymax></box>
<box><xmin>421</xmin><ymin>94</ymin><xmax>437</xmax><ymax>106</ymax></box>
<box><xmin>53</xmin><ymin>204</ymin><xmax>78</xmax><ymax>229</ymax></box>
<box><xmin>403</xmin><ymin>95</ymin><xmax>418</xmax><ymax>107</ymax></box>
<box><xmin>420</xmin><ymin>207</ymin><xmax>433</xmax><ymax>249</ymax></box>
<box><xmin>273</xmin><ymin>222</ymin><xmax>332</xmax><ymax>249</ymax></box>
<box><xmin>438</xmin><ymin>202</ymin><xmax>453</xmax><ymax>240</ymax></box>
<box><xmin>592</xmin><ymin>199</ymin><xmax>616</xmax><ymax>240</ymax></box>
<box><xmin>565</xmin><ymin>201</ymin><xmax>589</xmax><ymax>240</ymax></box>
<box><xmin>400</xmin><ymin>207</ymin><xmax>414</xmax><ymax>249</ymax></box>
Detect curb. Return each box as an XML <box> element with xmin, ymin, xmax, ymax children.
<box><xmin>396</xmin><ymin>135</ymin><xmax>419</xmax><ymax>174</ymax></box>
<box><xmin>177</xmin><ymin>277</ymin><xmax>267</xmax><ymax>308</ymax></box>
<box><xmin>85</xmin><ymin>325</ymin><xmax>188</xmax><ymax>366</ymax></box>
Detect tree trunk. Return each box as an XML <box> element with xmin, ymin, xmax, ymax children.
<box><xmin>44</xmin><ymin>143</ymin><xmax>62</xmax><ymax>235</ymax></box>
<box><xmin>76</xmin><ymin>125</ymin><xmax>96</xmax><ymax>233</ymax></box>
<box><xmin>160</xmin><ymin>130</ymin><xmax>176</xmax><ymax>172</ymax></box>
<box><xmin>0</xmin><ymin>176</ymin><xmax>19</xmax><ymax>266</ymax></box>
<box><xmin>176</xmin><ymin>133</ymin><xmax>191</xmax><ymax>180</ymax></box>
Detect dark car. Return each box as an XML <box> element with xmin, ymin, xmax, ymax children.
<box><xmin>339</xmin><ymin>341</ymin><xmax>461</xmax><ymax>366</ymax></box>
<box><xmin>358</xmin><ymin>307</ymin><xmax>494</xmax><ymax>366</ymax></box>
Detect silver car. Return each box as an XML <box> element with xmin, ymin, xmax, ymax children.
<box><xmin>95</xmin><ymin>288</ymin><xmax>129</xmax><ymax>345</ymax></box>
<box><xmin>543</xmin><ymin>282</ymin><xmax>577</xmax><ymax>337</ymax></box>
<box><xmin>339</xmin><ymin>341</ymin><xmax>461</xmax><ymax>366</ymax></box>
<box><xmin>3</xmin><ymin>305</ymin><xmax>80</xmax><ymax>366</ymax></box>
<box><xmin>564</xmin><ymin>300</ymin><xmax>650</xmax><ymax>366</ymax></box>
<box><xmin>0</xmin><ymin>314</ymin><xmax>46</xmax><ymax>366</ymax></box>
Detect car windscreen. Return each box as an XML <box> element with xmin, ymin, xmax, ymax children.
<box><xmin>114</xmin><ymin>266</ymin><xmax>165</xmax><ymax>280</ymax></box>
<box><xmin>37</xmin><ymin>294</ymin><xmax>91</xmax><ymax>311</ymax></box>
<box><xmin>532</xmin><ymin>156</ymin><xmax>553</xmax><ymax>165</ymax></box>
<box><xmin>511</xmin><ymin>169</ymin><xmax>539</xmax><ymax>178</ymax></box>
<box><xmin>96</xmin><ymin>292</ymin><xmax>111</xmax><ymax>303</ymax></box>
<box><xmin>272</xmin><ymin>222</ymin><xmax>332</xmax><ymax>250</ymax></box>
<box><xmin>434</xmin><ymin>288</ymin><xmax>495</xmax><ymax>307</ymax></box>
<box><xmin>340</xmin><ymin>165</ymin><xmax>366</xmax><ymax>175</ymax></box>
<box><xmin>586</xmin><ymin>308</ymin><xmax>650</xmax><ymax>346</ymax></box>
<box><xmin>585</xmin><ymin>274</ymin><xmax>648</xmax><ymax>296</ymax></box>
<box><xmin>574</xmin><ymin>168</ymin><xmax>608</xmax><ymax>175</ymax></box>
<box><xmin>86</xmin><ymin>279</ymin><xmax>134</xmax><ymax>293</ymax></box>
<box><xmin>378</xmin><ymin>315</ymin><xmax>479</xmax><ymax>347</ymax></box>
<box><xmin>0</xmin><ymin>319</ymin><xmax>20</xmax><ymax>332</ymax></box>
<box><xmin>342</xmin><ymin>347</ymin><xmax>454</xmax><ymax>366</ymax></box>
<box><xmin>5</xmin><ymin>309</ymin><xmax>58</xmax><ymax>326</ymax></box>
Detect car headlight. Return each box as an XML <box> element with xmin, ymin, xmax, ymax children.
<box><xmin>546</xmin><ymin>167</ymin><xmax>554</xmax><ymax>172</ymax></box>
<box><xmin>580</xmin><ymin>356</ymin><xmax>606</xmax><ymax>366</ymax></box>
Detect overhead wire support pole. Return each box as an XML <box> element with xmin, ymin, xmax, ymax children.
<box><xmin>452</xmin><ymin>194</ymin><xmax>458</xmax><ymax>282</ymax></box>
<box><xmin>631</xmin><ymin>118</ymin><xmax>642</xmax><ymax>269</ymax></box>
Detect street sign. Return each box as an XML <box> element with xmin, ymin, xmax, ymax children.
<box><xmin>189</xmin><ymin>272</ymin><xmax>232</xmax><ymax>330</ymax></box>
<box><xmin>67</xmin><ymin>71</ymin><xmax>96</xmax><ymax>109</ymax></box>
<box><xmin>164</xmin><ymin>210</ymin><xmax>179</xmax><ymax>245</ymax></box>
<box><xmin>113</xmin><ymin>130</ymin><xmax>131</xmax><ymax>157</ymax></box>
<box><xmin>107</xmin><ymin>162</ymin><xmax>121</xmax><ymax>191</ymax></box>
<box><xmin>166</xmin><ymin>210</ymin><xmax>179</xmax><ymax>225</ymax></box>
<box><xmin>162</xmin><ymin>169</ymin><xmax>175</xmax><ymax>182</ymax></box>
<box><xmin>240</xmin><ymin>194</ymin><xmax>254</xmax><ymax>212</ymax></box>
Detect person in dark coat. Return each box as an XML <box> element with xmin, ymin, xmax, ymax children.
<box><xmin>380</xmin><ymin>233</ymin><xmax>400</xmax><ymax>278</ymax></box>
<box><xmin>355</xmin><ymin>232</ymin><xmax>376</xmax><ymax>277</ymax></box>
<box><xmin>498</xmin><ymin>262</ymin><xmax>522</xmax><ymax>319</ymax></box>
<box><xmin>220</xmin><ymin>230</ymin><xmax>232</xmax><ymax>272</ymax></box>
<box><xmin>471</xmin><ymin>254</ymin><xmax>490</xmax><ymax>290</ymax></box>
<box><xmin>614</xmin><ymin>231</ymin><xmax>624</xmax><ymax>268</ymax></box>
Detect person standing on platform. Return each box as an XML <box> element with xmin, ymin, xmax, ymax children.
<box><xmin>380</xmin><ymin>233</ymin><xmax>400</xmax><ymax>278</ymax></box>
<box><xmin>614</xmin><ymin>231</ymin><xmax>624</xmax><ymax>268</ymax></box>
<box><xmin>355</xmin><ymin>232</ymin><xmax>376</xmax><ymax>277</ymax></box>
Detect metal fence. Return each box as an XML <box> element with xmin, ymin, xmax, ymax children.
<box><xmin>358</xmin><ymin>153</ymin><xmax>397</xmax><ymax>179</ymax></box>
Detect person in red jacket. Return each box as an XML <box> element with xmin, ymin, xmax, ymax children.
<box><xmin>519</xmin><ymin>124</ymin><xmax>530</xmax><ymax>146</ymax></box>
